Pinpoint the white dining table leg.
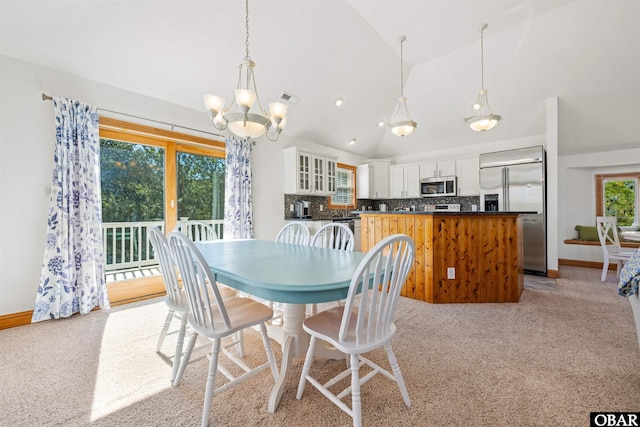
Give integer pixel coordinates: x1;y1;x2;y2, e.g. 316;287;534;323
267;303;345;413
268;303;305;413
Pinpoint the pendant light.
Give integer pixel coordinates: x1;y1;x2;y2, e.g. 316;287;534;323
203;0;287;141
389;36;417;137
465;23;502;132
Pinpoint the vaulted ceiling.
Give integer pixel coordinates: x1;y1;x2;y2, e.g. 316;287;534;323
1;1;638;159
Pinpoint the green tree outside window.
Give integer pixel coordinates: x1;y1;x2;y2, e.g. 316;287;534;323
604;179;636;226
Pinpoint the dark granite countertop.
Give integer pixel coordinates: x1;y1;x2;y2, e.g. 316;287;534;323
356;210;537;215
284;215;361;221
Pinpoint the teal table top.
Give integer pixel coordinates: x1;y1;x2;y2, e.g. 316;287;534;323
195;239;368;304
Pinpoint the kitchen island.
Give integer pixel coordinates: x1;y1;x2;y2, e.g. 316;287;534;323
359;211;524;303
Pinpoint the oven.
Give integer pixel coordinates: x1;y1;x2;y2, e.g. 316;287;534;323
332;217;355;233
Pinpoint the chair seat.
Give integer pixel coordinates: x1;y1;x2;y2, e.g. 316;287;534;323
189;297;274;339
303;306;396;354
165;285;237;312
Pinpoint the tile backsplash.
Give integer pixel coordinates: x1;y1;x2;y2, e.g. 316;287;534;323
368;196;481;212
284;194;480;218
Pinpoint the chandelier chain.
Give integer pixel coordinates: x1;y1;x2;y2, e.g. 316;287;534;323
400;38;405;96
480;26;485;90
245;0;250;59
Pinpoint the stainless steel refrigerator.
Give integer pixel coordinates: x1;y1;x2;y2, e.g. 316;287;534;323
479;146;546;275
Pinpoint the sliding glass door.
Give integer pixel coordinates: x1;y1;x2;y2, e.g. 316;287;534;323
176;150;226;238
99;118;225;304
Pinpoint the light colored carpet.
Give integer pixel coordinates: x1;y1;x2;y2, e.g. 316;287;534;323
1;266;638;426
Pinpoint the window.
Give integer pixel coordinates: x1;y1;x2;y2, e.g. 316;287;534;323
329;163;356;209
596;173;639;228
99;117;225;304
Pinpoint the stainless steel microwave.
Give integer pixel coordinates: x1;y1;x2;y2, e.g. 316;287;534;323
420;176;457;197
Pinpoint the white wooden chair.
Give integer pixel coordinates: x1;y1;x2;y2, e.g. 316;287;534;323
149;227;237;382
309;223;355;315
272;221;311;319
596;216;635;281
311;222;355;251
149;226;189;382
173;220;218;242
168;231;279;427
296;234;415;427
275;221;310;245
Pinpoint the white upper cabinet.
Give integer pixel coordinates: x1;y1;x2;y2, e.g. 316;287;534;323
326;158;337;194
284;147;337;195
284;148;312;194
456;157;480;196
390;164;420;198
419;161;456;179
312;155;326;194
357;161;390;199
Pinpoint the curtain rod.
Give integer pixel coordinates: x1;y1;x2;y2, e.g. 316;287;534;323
41;93;224;139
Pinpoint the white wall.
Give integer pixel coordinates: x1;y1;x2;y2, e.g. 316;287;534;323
558;148;640;262
0;55;365;316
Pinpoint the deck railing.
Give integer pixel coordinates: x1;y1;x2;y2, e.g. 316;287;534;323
102;219;224;273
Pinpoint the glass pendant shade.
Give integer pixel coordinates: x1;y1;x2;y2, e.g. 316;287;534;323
389;96;417;137
234;88;256;109
203;94;226;114
465;89;502;132
388;36;416;138
269;102;288;120
466;23;502;132
226;112;269;138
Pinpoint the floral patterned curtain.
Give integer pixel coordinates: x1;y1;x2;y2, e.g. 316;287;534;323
32;97;109;322
223;135;254;239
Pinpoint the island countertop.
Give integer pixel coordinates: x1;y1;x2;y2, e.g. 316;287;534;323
356;210;535;215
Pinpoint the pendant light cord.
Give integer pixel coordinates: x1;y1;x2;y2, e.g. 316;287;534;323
480;25;485;90
399;36;405;97
245;0;250;59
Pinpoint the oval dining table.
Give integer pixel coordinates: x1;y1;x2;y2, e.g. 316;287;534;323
194;239;368;413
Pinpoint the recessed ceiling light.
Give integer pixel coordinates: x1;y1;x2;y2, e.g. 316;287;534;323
377;120;386;127
349;138;356;145
335;97;344;107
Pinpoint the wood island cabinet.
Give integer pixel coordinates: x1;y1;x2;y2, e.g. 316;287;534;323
360;212;524;303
